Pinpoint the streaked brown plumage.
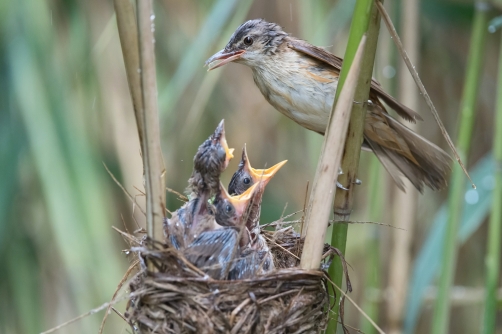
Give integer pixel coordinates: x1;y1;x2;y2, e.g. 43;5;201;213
206;19;452;192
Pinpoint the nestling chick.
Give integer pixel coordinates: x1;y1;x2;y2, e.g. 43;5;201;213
187;120;234;197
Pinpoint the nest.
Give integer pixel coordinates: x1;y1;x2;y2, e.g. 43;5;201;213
125;223;348;334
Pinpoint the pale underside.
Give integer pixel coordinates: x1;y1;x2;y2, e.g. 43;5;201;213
251;50;338;134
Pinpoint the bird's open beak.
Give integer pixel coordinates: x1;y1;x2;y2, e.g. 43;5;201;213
231;182;259;218
220;136;234;168
205;49;246;71
247;160;288;187
218;182;259;220
215;120;234;168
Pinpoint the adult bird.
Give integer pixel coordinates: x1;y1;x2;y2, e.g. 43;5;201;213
205;19;452;192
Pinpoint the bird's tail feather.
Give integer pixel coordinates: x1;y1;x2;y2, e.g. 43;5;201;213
365;114;452;193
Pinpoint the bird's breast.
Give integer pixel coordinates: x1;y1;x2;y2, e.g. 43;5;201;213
252;54;339;134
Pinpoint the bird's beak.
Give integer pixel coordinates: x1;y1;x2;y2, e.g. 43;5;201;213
215;120;234;168
218;182;259;220
205;49;246;71
246;160;288;187
220;134;234;168
231;182;259;218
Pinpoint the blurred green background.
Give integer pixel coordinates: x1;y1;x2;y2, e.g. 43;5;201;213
0;0;500;333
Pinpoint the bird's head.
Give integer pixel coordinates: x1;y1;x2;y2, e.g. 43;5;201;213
228;145;287;195
194;120;234;174
214;182;259;227
205;19;288;69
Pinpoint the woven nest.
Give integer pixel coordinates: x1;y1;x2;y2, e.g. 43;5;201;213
124;223;349;334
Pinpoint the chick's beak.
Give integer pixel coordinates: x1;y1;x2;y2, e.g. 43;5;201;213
248;160;288;186
219;132;234;168
230;182;259;218
205;49;246;71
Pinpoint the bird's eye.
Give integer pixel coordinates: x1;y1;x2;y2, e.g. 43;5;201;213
243;177;251;185
243;36;253;46
225;204;233;213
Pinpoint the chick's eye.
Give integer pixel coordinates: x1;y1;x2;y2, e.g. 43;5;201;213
243;177;251;185
225;204;232;213
243;36;253;46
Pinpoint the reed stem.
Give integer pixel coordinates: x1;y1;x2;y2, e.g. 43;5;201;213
301;37;366;270
327;0;382;332
432;4;490;333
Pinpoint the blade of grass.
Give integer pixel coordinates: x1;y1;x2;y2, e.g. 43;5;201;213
158;0;242;116
387;0;420;330
404;153;495;333
179;0;254;139
301;36;366;270
432;4;490;333
482;22;502;334
326;0;383;332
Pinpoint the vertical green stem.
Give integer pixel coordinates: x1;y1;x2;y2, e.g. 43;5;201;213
482;25;502;334
432;4;489;333
327;0;382;332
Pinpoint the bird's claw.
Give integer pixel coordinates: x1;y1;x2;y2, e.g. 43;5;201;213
336;178;362;191
336;182;349;191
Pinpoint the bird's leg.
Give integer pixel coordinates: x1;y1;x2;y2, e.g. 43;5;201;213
336;168;348;190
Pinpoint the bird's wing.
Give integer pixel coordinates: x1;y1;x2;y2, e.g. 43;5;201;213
286;39;423;123
184;228;239;279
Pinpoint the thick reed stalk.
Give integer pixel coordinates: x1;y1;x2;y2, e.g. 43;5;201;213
327;1;382;332
387;0;420;332
301;37;366;270
136;0;167;239
482;23;502;334
432;4;490;333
